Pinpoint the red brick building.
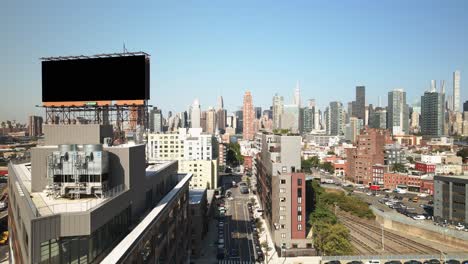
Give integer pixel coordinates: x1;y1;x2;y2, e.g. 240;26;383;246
371;164;387;185
383;172;434;194
243;155;253;171
415;162;436;174
346;128;390;185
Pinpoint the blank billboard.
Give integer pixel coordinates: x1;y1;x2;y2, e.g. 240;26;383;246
42;55;149;102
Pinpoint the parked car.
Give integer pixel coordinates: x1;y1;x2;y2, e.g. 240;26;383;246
325;261;341;264
366;260;380;264
418;193;429;197
347;261;364;264
444;260;461;264
455;224;465;231
385;261;402;264
423;259;440;264
404;261;422;264
413;215;426;220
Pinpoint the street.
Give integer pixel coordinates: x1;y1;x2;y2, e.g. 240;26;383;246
220;174;255;262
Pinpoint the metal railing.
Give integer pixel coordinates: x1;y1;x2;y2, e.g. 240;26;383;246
36;184;126;215
322;253;468;261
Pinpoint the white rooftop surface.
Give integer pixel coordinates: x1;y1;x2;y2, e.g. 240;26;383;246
32;192;107;216
12;163;111;216
146;160;176;177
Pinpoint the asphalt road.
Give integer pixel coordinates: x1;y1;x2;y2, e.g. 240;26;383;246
221;175;255;262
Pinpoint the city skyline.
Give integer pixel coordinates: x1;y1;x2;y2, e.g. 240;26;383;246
2;1;468;121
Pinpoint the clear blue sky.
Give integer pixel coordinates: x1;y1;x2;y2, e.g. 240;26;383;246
2;0;468;122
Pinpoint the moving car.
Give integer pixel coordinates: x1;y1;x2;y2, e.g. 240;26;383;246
412;215;426;220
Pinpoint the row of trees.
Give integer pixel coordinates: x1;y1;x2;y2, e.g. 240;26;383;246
301;156;335;174
308;181;353;255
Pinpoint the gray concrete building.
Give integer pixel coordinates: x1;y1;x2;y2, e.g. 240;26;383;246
355;86;366;121
434;175;468;225
149;107;163;133
301;107;314;134
8;124;192;264
388;89;409;135
328;101;344;136
369;107;387;130
421;90;445;138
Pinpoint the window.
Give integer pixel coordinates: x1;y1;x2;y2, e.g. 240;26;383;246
280;188;285;193
281;233;286;238
280;206;286;211
297;224;302;231
297;188;302;197
280;179;286;184
297;206;302;212
282;166;287;173
292;243;298;248
297;178;302;186
297;215;302;222
280;197;286;202
297;197;302;204
280;215;286;220
280;224;285;229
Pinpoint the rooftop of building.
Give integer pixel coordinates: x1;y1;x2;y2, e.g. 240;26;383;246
189;189;206;204
11;159;176;217
434;174;468;181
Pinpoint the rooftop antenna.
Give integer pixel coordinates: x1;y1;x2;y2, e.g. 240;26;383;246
123;42;128;53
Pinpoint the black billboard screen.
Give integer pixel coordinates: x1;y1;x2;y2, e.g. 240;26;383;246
42;55;149;102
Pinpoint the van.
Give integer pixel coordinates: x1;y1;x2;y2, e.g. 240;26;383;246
366;260;381;264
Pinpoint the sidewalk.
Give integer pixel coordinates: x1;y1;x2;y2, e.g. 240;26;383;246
250;194;281;264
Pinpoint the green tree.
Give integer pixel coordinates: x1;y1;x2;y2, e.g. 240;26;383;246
456;148;468;160
406;156;415;164
327;151;336;155
226;143;244;167
321;224;354;255
301;158;313;173
320;162;335;173
391;163;407;173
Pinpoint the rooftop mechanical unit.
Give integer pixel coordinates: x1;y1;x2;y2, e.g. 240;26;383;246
47;144;109;199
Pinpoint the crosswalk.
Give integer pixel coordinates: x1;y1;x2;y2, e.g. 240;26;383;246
218;260;255;264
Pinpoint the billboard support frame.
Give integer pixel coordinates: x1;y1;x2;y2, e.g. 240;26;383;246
39;103;150;143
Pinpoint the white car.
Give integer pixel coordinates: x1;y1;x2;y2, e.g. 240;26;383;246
228;197;234;201
455;224;465;231
412;215;426;220
384;189;392;193
417;193;429;197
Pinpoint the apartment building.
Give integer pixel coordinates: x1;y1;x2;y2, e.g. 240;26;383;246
346;128;391;185
255;132;314;257
434;175;468;225
147;128;219;189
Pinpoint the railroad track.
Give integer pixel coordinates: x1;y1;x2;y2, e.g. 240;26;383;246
338;212;439;254
340;216;399;254
350;235;379;255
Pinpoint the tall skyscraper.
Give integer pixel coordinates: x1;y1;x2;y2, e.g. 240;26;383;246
255;107;262;119
329;101;344;136
431;80;437;92
369;107;387;129
280;104;300;133
149;107;163;132
294;81;301;107
464;101;468;112
191;99;201;129
421;90;445;137
308;99;316;108
301;107;315;134
28;115;43;137
205;107;217;134
217;96;224;110
243;91;255;140
453;70;461;112
440;80;446;94
387;89;409;135
272;94;284;129
355;86;366;120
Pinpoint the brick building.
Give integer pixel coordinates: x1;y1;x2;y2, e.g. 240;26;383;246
346;128;390;185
